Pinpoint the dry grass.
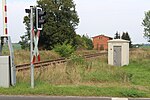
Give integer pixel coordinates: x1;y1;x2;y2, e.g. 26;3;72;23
16;48;150;89
130;48;150;60
17;63;82;85
16;48;150;86
14;50;60;65
16;53;129;85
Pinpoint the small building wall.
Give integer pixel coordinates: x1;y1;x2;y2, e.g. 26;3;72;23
108;39;129;66
92;35;112;51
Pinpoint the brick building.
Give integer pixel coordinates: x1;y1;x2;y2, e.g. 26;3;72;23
92;35;112;50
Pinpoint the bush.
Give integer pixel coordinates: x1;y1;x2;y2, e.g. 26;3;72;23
53;43;75;57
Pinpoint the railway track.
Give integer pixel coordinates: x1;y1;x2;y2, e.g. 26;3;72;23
83;51;107;58
16;52;107;71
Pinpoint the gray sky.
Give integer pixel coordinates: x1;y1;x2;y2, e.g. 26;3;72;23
0;0;150;43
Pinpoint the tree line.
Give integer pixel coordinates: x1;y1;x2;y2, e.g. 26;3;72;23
114;31;132;48
19;0;150;51
19;0;93;50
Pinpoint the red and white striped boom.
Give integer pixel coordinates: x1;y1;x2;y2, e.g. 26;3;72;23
2;0;8;35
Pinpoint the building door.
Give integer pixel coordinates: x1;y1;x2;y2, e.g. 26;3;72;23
113;46;121;66
100;44;104;51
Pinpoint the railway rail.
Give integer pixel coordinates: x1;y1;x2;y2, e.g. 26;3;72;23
16;52;107;71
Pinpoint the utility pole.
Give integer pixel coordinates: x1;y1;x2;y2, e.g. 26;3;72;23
25;6;46;88
30;6;34;88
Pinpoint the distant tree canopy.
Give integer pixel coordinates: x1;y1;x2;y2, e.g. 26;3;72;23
73;34;93;50
19;16;30;50
121;32;132;48
114;31;132;48
142;11;150;42
114;31;120;39
19;0;82;50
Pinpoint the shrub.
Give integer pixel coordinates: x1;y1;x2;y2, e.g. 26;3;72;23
53;43;75;57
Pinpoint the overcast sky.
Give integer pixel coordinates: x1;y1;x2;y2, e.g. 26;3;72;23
0;0;150;44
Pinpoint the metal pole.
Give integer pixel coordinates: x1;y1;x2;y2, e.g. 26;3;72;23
7;36;16;86
30;6;34;88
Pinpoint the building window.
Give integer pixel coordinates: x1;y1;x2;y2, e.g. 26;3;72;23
99;37;102;40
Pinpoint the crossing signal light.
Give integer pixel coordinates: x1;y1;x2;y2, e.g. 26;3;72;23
36;7;46;30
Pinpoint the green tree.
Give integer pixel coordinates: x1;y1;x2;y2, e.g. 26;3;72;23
73;34;94;50
82;35;93;50
121;32;126;40
142;11;150;42
19;0;79;50
73;34;86;50
114;31;120;39
121;32;132;48
19;16;30;49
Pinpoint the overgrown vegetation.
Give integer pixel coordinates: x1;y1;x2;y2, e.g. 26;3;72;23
53;43;75;57
1;46;60;65
0;48;150;97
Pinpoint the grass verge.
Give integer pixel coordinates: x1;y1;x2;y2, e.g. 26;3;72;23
0;82;147;97
0;48;150;97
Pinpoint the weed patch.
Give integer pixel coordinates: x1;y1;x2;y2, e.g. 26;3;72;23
120;88;146;97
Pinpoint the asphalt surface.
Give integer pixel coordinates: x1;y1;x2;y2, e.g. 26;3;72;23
0;96;150;100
